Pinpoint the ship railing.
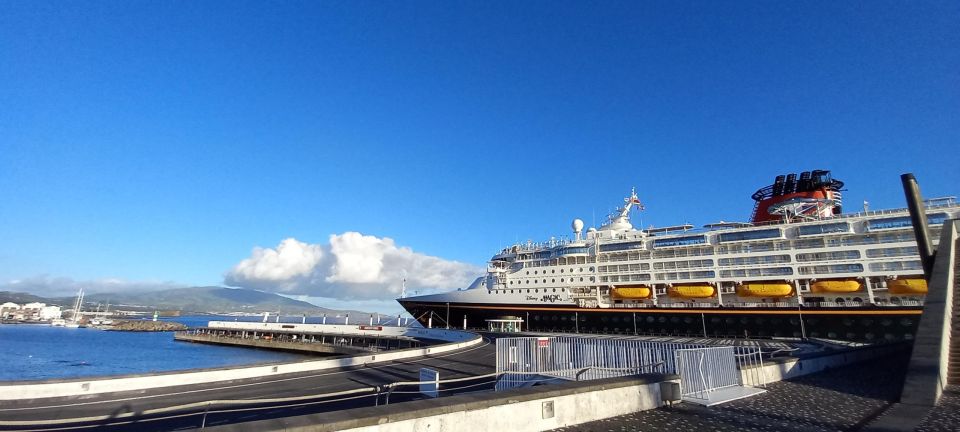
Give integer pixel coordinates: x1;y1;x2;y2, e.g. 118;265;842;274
642;197;959;238
801;299;924;308
605;299;923;309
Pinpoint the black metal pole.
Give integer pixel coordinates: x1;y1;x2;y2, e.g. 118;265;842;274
901;173;936;279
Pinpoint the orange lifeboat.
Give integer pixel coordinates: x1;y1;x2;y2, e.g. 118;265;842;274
668;284;715;298
737;282;794;298
611;286;652;299
811;280;861;293
887;278;928;295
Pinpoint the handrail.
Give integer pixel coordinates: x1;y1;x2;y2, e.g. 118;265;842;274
573;362;665;381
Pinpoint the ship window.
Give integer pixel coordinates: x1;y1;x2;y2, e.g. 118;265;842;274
526;280;530;284
652;235;706;248
590;277;595;281
560;269;564;273
796;250;860;262
553;288;557;292
598;241;644;252
526;271;529;275
534;270;538;274
551;269;555;273
580;277;584;282
928;213;949;225
718;228;781;243
868;261;922;272
589;267;595;272
868;216;911;230
866;246;918;258
798;222;850;236
535;289;538;293
552;279;556;283
560;279;564;282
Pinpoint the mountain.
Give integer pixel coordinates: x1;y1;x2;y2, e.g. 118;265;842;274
76;287;371;315
0;286;369;316
0;291;59;305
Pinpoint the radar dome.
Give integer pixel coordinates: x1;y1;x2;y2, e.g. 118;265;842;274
571;218;584;233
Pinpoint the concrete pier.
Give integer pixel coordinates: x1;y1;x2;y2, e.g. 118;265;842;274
175;327;423;356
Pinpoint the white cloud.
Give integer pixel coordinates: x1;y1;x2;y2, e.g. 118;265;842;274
224;232;482;300
1;276;185;298
226;238;324;291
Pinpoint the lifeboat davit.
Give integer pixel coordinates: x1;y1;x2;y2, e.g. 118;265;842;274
668;284;715;298
611;286;652;299
811;280;861;293
888;278;928;295
737;282;793;298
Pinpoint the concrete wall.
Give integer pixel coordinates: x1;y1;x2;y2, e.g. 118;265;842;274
204;375;678;432
740;342;909;385
352;382;663;432
899;219;958;406
0;327;482;400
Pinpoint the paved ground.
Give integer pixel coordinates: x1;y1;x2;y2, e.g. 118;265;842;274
555;351;911;432
0;336;497;431
915;386;960;432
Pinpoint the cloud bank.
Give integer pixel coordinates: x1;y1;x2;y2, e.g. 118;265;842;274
1;276;186;298
224;232;483;300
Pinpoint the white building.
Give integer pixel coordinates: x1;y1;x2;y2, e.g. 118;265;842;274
39;305;62;320
0;302;21;319
0;302;62;321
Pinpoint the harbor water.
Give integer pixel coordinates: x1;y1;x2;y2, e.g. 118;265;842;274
0;315;399;382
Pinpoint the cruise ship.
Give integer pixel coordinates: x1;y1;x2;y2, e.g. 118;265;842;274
398;170;958;341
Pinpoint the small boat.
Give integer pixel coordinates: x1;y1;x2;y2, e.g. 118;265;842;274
737;282;794;298
811;280;861;293
668;284;715;298
888;278;928;295
611;286;652;299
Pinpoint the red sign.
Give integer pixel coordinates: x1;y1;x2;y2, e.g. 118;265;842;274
359;325;383;331
537;337;549;347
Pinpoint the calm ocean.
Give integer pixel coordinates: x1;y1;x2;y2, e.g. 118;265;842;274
0;314;401;382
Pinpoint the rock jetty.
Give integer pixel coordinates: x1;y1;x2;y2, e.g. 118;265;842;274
105;320;187;332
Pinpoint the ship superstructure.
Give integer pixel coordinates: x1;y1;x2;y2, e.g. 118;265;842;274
399;171;958;341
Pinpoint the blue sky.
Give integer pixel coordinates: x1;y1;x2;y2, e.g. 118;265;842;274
1;1;957;313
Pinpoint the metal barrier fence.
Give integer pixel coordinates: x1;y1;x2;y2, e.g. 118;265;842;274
675;347;738;401
495;336;697;390
495;336;766;393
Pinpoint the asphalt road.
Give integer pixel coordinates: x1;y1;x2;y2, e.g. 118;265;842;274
0;335;497;431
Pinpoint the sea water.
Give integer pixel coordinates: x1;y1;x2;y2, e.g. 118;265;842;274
0;314;397;382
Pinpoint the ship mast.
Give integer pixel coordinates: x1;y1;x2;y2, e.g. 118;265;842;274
599;188;644;232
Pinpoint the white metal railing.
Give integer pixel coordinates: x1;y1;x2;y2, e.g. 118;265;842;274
675;347;739;400
494;336;765;393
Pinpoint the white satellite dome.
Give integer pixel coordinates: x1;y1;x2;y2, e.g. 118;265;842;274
571;218;584;232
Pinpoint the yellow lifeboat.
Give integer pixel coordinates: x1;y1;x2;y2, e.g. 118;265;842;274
668;284;715;298
887;278;928;295
811;280;861;293
737;282;793;298
611;286;652;299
